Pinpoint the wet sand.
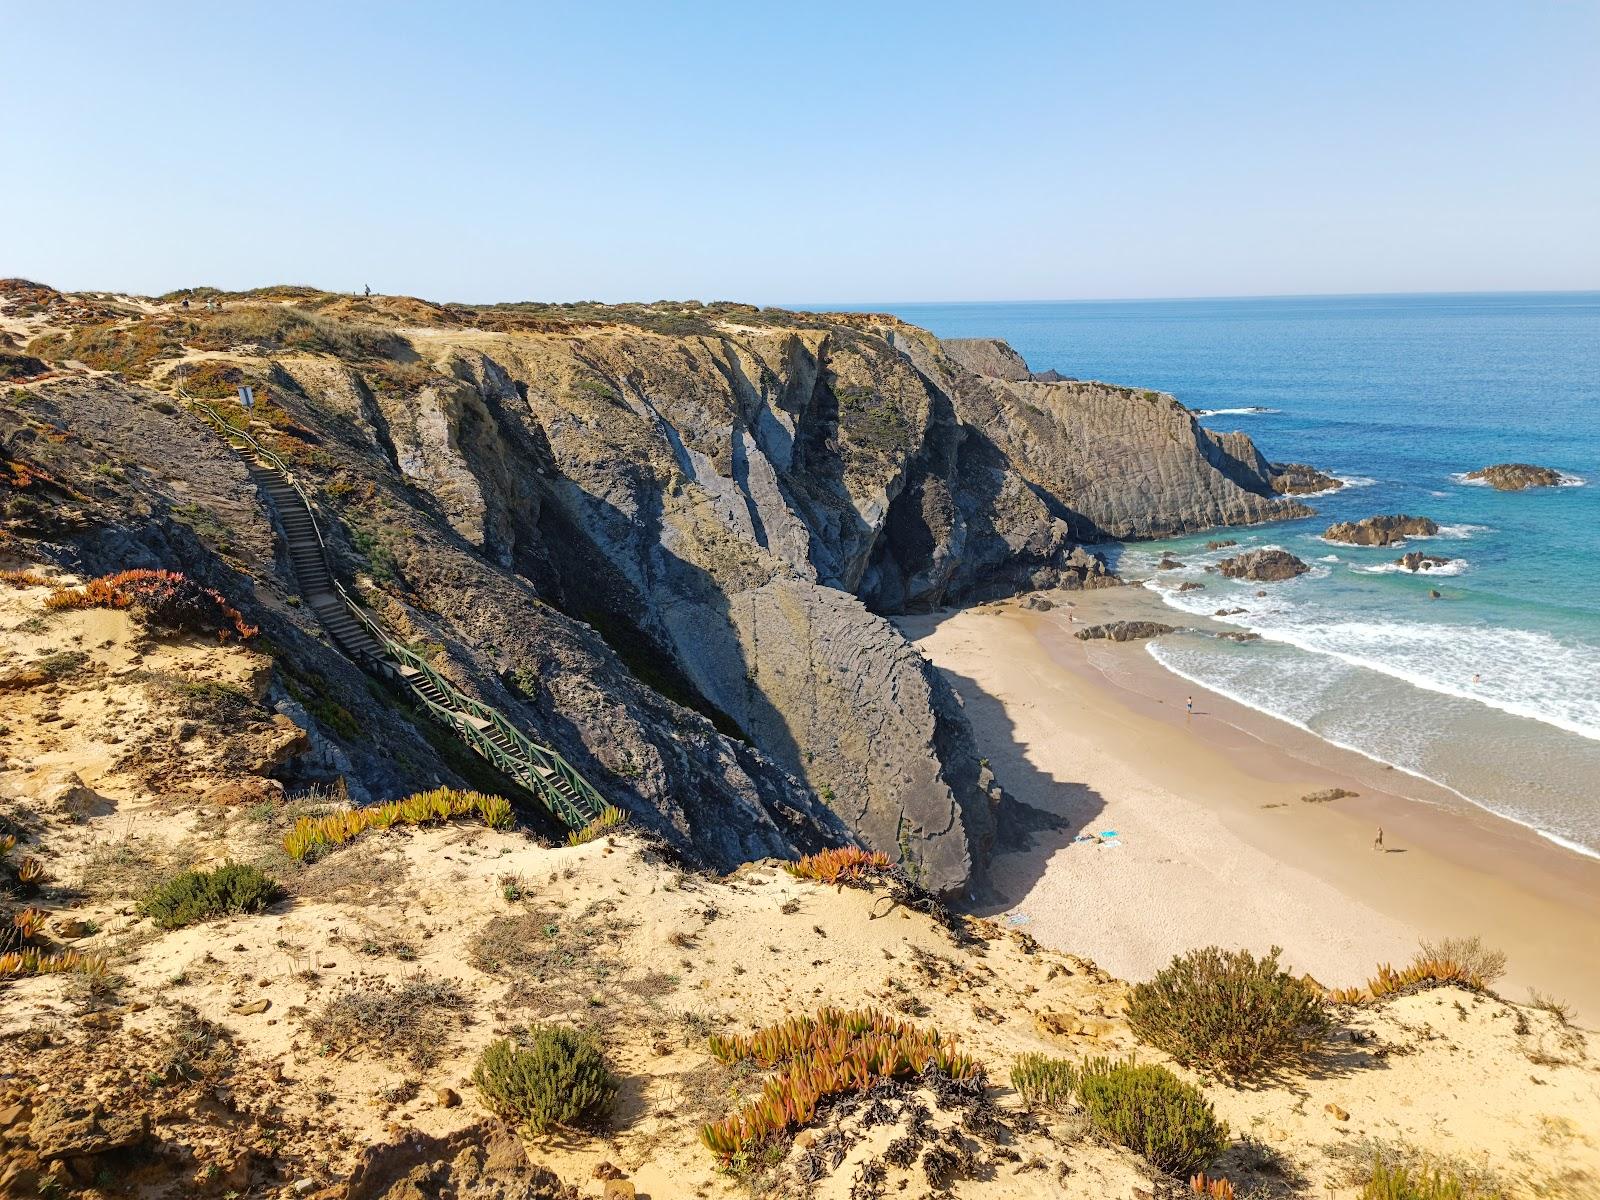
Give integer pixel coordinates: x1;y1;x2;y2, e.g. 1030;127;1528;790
900;589;1600;1017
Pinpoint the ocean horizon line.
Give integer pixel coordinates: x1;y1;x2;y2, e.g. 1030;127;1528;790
790;288;1600;311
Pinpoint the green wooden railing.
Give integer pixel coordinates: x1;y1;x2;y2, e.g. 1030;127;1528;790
188;395;603;830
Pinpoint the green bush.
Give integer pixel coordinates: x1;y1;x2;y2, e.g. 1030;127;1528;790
1361;1161;1507;1199
1127;945;1330;1079
141;861;282;930
1010;1052;1075;1110
472;1024;615;1134
1072;1057;1228;1176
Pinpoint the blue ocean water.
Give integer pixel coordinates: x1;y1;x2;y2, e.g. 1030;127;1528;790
838;294;1600;857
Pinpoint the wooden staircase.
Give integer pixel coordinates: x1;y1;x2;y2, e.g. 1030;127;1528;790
189;399;604;831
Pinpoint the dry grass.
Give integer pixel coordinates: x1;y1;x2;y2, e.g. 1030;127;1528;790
468;900;651;1017
303;972;469;1069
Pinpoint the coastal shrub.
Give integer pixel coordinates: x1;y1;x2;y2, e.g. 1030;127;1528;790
700;1007;979;1162
473;1024;615;1133
1010;1052;1075;1110
141;861;281;929
567;803;628;846
1367;958;1484;1000
28;318;187;377
45;569;258;641
0;569;51;588
174;358;247;399
1127;946;1330;1079
0;947;109;983
282;786;514;861
1360;1161;1506;1199
188;305;409;360
1072;1057;1228;1176
1414;936;1506;986
785;846;892;886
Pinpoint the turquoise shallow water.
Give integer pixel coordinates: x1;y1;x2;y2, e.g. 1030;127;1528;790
827;293;1600;857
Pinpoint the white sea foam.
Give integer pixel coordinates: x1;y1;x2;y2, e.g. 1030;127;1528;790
1336;475;1377;488
1144;578;1600;743
1250;620;1600;742
1317;554;1340;563
1194;406;1281;416
1145;641;1600;862
1430;523;1490;539
1352;559;1468;576
1559;472;1587;487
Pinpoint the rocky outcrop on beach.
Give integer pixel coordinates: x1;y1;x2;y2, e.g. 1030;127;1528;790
1074;620;1178;642
1396;551;1454;572
1324;514;1439;546
1218;548;1309;581
1205;538;1238;550
1465;463;1566;491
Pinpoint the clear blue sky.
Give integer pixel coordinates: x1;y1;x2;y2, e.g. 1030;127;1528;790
3;2;1596;303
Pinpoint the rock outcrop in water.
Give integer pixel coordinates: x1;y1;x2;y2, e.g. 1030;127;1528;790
1268;462;1342;495
5;287;1329;893
1074;620;1178;642
1218;548;1309;581
1324;514;1439;546
1465;463;1566;491
1396;551;1454;572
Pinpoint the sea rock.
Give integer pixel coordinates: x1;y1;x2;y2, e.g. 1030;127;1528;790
1323;514;1438;546
1302;788;1358;803
1428;588;1442;599
1021;594;1056;611
1464;462;1565;491
1074;621;1177;643
1270;462;1342;495
1204;539;1238;551
1395;551;1453;572
1156;557;1185;570
1177;581;1205;592
1214;607;1246;616
1218;549;1309;582
1217;631;1261;642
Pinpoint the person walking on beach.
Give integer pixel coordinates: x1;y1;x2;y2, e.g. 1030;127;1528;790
1373;826;1385;852
1185;695;1193;719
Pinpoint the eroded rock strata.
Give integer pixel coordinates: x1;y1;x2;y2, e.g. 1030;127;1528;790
4;284;1328;892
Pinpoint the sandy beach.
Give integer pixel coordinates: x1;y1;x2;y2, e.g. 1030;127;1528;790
901;587;1600;1017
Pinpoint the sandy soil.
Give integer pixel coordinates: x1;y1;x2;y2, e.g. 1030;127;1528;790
903;589;1600;1016
5;568;1600;1198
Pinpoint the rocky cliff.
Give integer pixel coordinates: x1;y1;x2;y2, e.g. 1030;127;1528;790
3;283;1325;893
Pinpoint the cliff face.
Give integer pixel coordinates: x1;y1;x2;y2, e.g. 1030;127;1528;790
4;285;1321;893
